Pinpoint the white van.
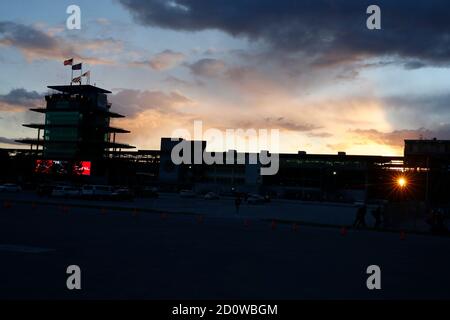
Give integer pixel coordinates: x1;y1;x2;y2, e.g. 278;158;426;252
81;185;113;199
51;186;80;198
0;183;22;193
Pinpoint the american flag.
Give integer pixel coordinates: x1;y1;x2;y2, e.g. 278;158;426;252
72;63;82;70
64;58;73;66
72;76;82;84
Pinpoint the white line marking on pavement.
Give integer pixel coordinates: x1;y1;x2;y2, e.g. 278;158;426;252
0;244;55;253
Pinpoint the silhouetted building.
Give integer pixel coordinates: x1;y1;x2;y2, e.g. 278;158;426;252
18;85;134;160
159;138;207;186
405;139;450;168
4;102;449;205
404;139;450;204
155;138;402;201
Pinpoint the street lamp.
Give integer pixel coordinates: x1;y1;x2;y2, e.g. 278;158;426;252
397;176;407;188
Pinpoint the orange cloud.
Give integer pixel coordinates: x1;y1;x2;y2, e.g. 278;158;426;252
0;21;119;65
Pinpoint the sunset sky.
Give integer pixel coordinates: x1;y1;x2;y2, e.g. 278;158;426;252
1;0;450;155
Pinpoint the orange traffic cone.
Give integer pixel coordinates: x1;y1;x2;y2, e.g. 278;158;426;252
340;227;348;236
271;220;277;230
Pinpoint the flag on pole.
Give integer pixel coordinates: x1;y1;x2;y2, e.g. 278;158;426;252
64;58;73;66
82;71;90;77
72;63;82;70
72;76;82;84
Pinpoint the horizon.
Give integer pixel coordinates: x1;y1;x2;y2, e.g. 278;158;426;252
1;1;450;156
3;0;450;304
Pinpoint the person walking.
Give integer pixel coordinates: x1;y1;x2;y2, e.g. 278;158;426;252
234;196;242;215
353;204;367;229
372;206;382;230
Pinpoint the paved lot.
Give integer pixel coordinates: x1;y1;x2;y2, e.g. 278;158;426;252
1;202;450;299
1;191;432;232
2;191;371;226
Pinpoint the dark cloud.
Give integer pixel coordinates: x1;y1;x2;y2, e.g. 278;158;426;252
119;0;450;68
0;21;118;64
228;117;320;133
352;125;450;148
164;75;203;87
0;88;43;111
187;58;226;77
403;60;427;70
110;89;193;117
263;117;320;132
132;49;185;70
0;136;25;146
382;93;450;128
385;93;450;114
0;21;57;50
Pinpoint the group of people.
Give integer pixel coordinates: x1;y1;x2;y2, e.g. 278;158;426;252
234;195;449;234
353;204;384;229
354;203;449;234
427;208;448;235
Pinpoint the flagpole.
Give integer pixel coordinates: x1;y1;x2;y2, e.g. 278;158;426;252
65;58;75;84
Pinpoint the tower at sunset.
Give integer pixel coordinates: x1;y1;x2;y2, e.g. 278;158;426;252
18;84;134;163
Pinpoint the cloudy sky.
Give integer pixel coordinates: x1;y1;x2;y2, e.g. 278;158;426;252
1;0;450;155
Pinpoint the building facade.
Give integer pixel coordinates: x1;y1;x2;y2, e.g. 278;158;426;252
404;139;450;204
17;84;134;178
3;81;449;205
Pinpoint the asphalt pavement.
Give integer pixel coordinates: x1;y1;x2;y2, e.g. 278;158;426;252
1;201;450;299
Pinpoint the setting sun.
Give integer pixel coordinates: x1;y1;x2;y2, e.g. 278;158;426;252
397;177;407;188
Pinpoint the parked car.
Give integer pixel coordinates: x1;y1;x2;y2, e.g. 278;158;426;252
81;185;113;199
141;186;159;198
263;194;271;203
204;192;219;200
36;184;55;197
219;191;235;198
22;182;37;191
111;188;135;201
180;190;196;198
247;194;266;205
0;183;22;193
51;186;80;198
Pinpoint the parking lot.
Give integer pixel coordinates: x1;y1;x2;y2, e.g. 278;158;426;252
1;200;450;299
1;189;367;226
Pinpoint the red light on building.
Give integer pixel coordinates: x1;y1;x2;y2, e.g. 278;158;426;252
35;160;91;176
34;160;54;174
74;161;91;176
